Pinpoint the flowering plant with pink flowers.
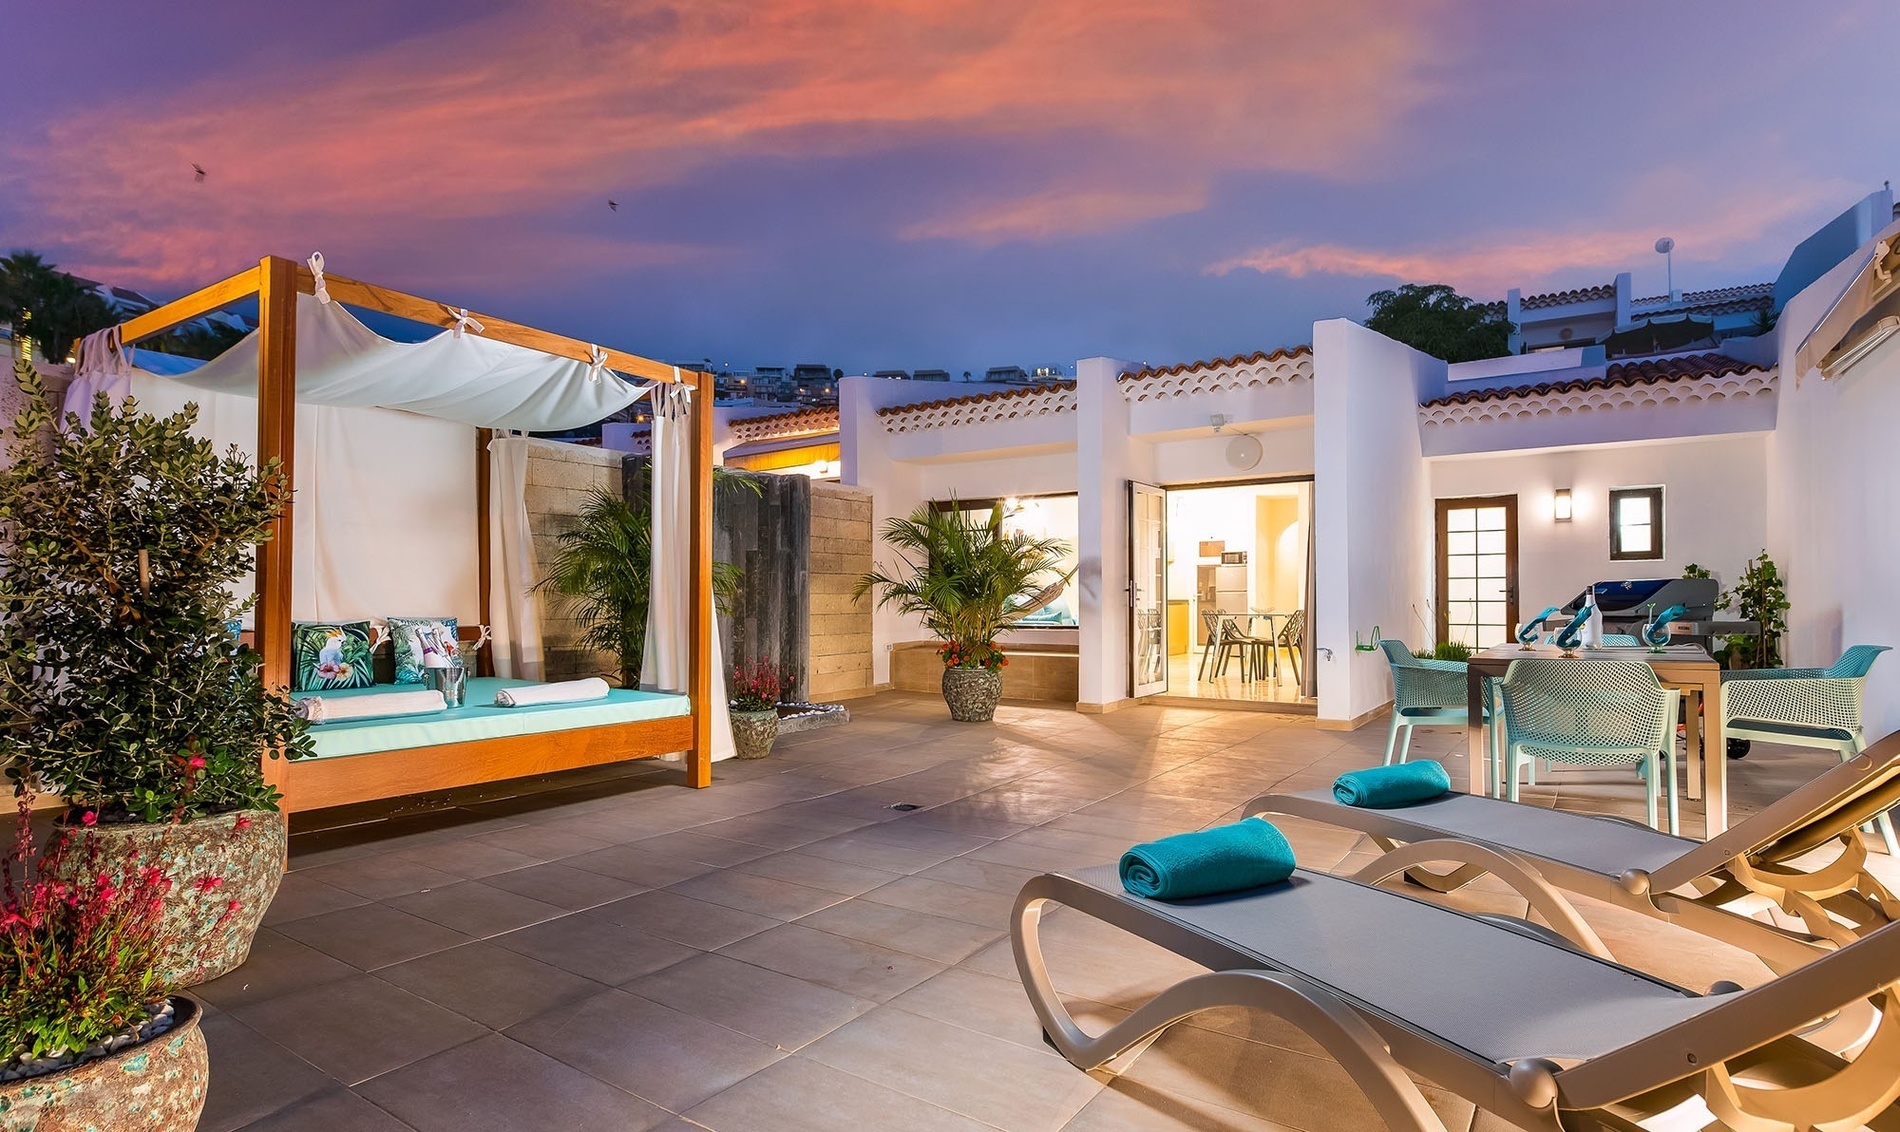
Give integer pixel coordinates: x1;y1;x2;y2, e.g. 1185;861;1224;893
1;797;174;1065
0;362;313;824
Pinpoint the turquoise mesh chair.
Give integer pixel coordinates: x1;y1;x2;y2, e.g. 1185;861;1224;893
1601;634;1641;646
1499;658;1680;834
1724;645;1894;854
1378;640;1498;788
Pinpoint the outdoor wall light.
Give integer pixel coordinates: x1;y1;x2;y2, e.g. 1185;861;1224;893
1553;488;1573;522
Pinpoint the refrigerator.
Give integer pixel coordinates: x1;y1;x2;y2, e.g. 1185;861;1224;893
1197;564;1249;614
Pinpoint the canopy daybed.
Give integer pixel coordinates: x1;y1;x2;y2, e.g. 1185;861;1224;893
81;255;719;811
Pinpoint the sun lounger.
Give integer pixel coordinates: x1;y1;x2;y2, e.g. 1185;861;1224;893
1248;733;1900;976
1014;861;1900;1131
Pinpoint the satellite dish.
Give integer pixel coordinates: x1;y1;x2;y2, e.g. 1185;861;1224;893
1224;434;1262;471
1654;237;1675;255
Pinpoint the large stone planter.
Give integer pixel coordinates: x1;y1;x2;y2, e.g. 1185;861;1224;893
0;996;208;1132
58;810;286;989
730;709;779;759
941;666;1003;722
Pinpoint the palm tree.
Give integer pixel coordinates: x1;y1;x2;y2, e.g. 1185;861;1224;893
0;251;114;363
537;475;753;687
854;501;1073;669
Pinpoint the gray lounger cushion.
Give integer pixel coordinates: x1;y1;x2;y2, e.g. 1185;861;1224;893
1063;863;1721;1065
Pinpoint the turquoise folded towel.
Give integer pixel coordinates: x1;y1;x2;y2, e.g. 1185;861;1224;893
1119;819;1295;900
1333;761;1452;808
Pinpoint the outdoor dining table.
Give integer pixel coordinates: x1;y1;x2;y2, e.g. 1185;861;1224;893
1464;642;1729;836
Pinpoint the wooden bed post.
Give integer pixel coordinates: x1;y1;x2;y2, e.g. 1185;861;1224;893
255;256;298;792
688;369;715;787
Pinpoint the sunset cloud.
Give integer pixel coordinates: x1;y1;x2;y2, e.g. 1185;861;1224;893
1206;177;1856;295
7;0;1451;289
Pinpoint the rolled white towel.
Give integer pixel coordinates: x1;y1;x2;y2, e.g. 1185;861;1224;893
298;689;447;724
494;678;612;708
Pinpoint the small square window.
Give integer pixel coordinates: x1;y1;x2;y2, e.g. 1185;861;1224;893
1609;487;1664;561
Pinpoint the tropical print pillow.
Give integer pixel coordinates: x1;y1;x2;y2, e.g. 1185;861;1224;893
388;617;460;685
292;621;377;691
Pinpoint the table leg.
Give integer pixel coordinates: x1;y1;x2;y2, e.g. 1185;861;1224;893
1682;688;1703;801
1465;666;1488;796
1704;676;1727;836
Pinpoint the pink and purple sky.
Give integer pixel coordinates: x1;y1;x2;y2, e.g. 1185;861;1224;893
4;1;1895;373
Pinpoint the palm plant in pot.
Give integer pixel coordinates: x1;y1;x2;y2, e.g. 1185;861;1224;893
1;802;210;1129
0;361;312;989
855;501;1072;723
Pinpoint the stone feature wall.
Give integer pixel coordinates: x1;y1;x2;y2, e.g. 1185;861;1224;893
809;482;876;700
718;470;812;702
524;440;622;681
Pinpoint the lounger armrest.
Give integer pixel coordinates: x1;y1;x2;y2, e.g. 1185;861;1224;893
1554;919;1900;1111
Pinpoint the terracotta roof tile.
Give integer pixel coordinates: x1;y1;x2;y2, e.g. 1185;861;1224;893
728;405;838;439
1117;346;1312;383
1631;282;1774;317
875;380;1075;417
1518;283;1616;311
1419;352;1769;408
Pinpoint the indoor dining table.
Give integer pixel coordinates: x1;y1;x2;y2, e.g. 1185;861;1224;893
1464;642;1728;835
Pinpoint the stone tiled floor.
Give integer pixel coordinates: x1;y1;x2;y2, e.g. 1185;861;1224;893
195;693;1874;1132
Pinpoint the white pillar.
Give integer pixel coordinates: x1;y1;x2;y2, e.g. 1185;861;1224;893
1076;355;1151;711
839;377;922;686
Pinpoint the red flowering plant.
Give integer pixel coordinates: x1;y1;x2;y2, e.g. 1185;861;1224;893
1;795;176;1072
937;640;1008;671
728;658;782;713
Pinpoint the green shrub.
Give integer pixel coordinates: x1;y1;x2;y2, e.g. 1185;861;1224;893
0;361;311;822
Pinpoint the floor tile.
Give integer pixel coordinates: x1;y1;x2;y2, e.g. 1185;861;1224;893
664;868;846;919
803;1004;1104;1131
359;1034;670;1132
477;861;645;910
387;880;568;938
628;829;776;867
1060;1077;1301;1131
860;874;1016;928
300;854;463;901
233;974;487;1086
794;898;1004;964
233;1086;417;1132
729;849;905;895
625;952;874;1050
193;928;359;1010
681;1055;996;1132
377;941;605;1028
197;1013;335;1132
261;871;372;927
717;921;948;1001
490;913;701;985
507;987;785;1111
590;888;781;950
275;902;471;971
565;842;721;886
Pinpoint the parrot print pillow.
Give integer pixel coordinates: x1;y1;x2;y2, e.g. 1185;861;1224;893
292;621;377;691
388;617;460;685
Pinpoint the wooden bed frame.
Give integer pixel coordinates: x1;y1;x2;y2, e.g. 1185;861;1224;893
113;255;716;810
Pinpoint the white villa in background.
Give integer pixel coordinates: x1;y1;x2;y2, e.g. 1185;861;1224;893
599;187;1900;738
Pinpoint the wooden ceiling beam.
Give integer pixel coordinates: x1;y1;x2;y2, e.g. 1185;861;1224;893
115;265;262;346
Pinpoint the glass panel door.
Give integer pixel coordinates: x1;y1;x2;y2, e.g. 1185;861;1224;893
1435;496;1518;649
1129;481;1167;697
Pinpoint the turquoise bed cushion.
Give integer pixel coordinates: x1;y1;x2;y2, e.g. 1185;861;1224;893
290;677;690;760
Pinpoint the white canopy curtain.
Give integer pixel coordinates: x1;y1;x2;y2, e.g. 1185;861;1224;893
66;267;721;748
645;383;736;762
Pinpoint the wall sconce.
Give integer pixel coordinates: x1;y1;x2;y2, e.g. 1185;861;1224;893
1552;488;1573;522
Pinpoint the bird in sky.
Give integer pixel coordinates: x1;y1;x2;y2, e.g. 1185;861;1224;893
192;164;206;182
607;199;618;211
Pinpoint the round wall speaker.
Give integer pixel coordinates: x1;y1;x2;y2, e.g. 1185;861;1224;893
1224;434;1262;471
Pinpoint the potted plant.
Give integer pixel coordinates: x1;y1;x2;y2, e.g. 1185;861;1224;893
0;362;312;988
727;659;781;760
1725;551;1789;671
1;804;209;1129
855;501;1072;723
538;478;752;687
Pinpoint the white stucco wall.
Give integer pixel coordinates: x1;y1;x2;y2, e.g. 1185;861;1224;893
1312;320;1440;725
1770;221;1900;741
1428;434;1769;632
